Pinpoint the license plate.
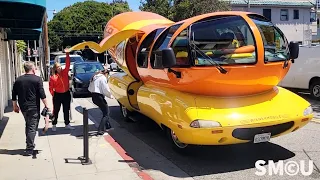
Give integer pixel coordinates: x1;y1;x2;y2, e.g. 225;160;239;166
254;133;271;143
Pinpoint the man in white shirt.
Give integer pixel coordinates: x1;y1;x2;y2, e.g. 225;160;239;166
88;69;113;135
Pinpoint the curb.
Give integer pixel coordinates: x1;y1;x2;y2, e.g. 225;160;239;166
104;135;154;180
74;102;153;180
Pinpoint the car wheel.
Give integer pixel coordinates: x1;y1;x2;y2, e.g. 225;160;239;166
119;103;132;122
71;87;78;98
72;91;78;98
310;80;320;100
165;127;190;154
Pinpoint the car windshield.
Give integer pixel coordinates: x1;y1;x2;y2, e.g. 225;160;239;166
249;15;290;62
59;56;84;64
74;63;104;74
189;15;257;66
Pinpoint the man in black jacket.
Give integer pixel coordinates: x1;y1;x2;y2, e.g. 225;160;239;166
12;61;49;156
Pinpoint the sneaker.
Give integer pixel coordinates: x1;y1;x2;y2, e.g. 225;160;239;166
24;149;33;156
65;124;75;130
52;125;57;132
105;121;112;129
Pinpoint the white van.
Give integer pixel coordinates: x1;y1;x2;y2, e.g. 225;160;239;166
279;46;320;100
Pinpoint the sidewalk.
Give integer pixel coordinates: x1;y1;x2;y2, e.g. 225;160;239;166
0;79;146;180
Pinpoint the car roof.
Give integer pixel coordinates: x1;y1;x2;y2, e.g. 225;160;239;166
74;61;102;65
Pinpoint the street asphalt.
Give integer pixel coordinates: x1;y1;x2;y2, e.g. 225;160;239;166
73;79;320;180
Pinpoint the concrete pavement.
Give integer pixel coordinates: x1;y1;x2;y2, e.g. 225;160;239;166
0;79;147;180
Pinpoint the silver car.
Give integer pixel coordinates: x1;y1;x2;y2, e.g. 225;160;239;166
109;58;122;72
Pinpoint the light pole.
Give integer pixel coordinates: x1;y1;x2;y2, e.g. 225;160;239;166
247;0;250;11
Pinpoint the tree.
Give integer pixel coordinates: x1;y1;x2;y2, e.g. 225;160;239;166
48;1;131;51
139;0;231;21
139;0;174;20
110;0;131;16
16;40;27;54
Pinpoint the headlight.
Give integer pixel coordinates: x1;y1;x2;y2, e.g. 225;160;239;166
190;120;221;128
303;106;313;116
74;77;83;83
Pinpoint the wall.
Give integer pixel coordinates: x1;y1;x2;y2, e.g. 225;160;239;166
0;29;20;120
232;6;312;44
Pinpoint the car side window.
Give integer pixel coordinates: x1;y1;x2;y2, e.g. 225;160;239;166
137;28;165;68
171;28;190;66
150;23;182;69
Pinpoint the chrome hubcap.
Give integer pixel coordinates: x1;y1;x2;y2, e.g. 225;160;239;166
170;130;187;149
313;85;320;97
121;106;127;117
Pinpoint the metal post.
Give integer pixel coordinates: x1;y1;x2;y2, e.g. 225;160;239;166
34;40;38;68
247;0;250;11
27;41;30;61
64;107;91;165
80;107;92;165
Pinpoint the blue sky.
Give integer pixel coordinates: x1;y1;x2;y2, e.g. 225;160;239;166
46;0;140;21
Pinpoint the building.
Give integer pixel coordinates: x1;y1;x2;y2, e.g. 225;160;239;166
311;0;320;41
225;0;318;45
0;0;47;119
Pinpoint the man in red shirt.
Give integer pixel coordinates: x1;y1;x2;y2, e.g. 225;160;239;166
49;52;74;131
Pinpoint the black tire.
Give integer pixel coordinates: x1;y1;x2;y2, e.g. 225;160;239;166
119;103;133;122
72;91;78;98
310;80;320;100
165;126;190;155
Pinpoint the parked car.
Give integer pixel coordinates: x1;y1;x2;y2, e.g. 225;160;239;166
54;54;84;71
108;57;122;72
278;46;320;100
70;61;105;97
48;54;84;80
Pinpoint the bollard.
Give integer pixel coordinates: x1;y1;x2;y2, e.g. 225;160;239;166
78;107;92;165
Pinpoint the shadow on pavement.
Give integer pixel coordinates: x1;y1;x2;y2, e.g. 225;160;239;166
0;117;9;140
84;105;296;178
37;124;98;138
0;149;42;157
1;101;13;139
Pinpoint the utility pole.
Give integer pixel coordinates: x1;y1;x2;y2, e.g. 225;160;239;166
27;41;30;61
43;12;49;81
34;40;38;68
317;0;319;24
248;0;250;11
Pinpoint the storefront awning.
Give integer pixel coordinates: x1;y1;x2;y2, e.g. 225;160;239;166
0;0;46;29
6;28;42;40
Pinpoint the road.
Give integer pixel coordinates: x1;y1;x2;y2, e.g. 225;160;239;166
73;86;320;180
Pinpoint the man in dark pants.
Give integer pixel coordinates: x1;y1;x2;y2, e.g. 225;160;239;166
12;61;49;156
88;69;113;135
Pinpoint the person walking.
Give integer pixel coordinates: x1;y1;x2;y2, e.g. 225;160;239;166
49;51;74;131
88;69;113;135
12;61;49;156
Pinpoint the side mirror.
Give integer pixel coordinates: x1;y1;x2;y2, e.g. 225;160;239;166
289;41;299;60
162;48;176;68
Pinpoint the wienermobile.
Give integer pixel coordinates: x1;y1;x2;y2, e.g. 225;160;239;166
68;11;314;153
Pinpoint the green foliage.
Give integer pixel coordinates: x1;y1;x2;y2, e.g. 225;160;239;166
140;0;231;21
139;0;174;20
48;0;131;50
111;0;131;16
16;40;27;54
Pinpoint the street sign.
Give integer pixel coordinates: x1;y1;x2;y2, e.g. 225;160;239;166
32;49;38;57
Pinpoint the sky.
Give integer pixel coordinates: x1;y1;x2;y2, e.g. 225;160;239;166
46;0;140;21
